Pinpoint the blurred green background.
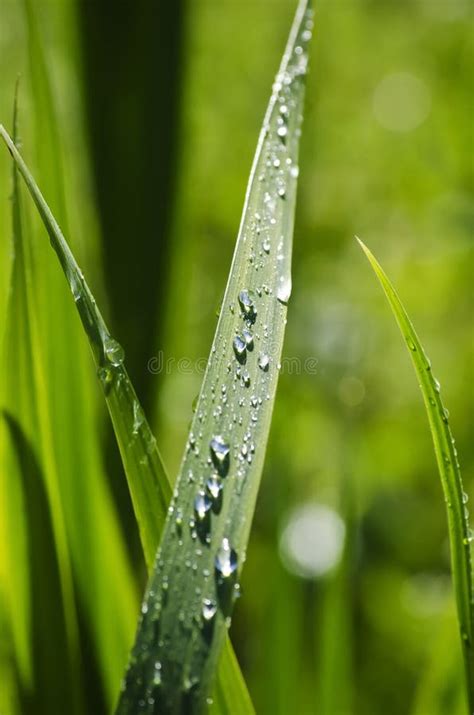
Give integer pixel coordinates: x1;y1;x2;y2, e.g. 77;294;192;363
1;1;472;714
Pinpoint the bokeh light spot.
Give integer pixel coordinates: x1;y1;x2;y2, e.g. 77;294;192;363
373;72;431;133
279;503;345;579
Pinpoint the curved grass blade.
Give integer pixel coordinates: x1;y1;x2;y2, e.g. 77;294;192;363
0;88;83;713
357;237;474;712
11;1;141;705
0;125;254;714
116;2;313;711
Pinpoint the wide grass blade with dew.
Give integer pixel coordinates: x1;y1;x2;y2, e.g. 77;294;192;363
115;1;313;711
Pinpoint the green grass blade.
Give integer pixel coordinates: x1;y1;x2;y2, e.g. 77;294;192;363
0;89;83;713
357;237;474;711
12;1;141;706
116;1;312;711
0;123;254;715
0;122;169;570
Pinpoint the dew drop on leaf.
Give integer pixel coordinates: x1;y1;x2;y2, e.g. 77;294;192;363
215;538;238;579
194;491;212;521
258;353;270;371
104;336;125;366
202;598;217;622
233;335;247;363
210;435;230;476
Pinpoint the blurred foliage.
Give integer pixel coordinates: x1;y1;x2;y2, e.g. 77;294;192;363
0;0;472;714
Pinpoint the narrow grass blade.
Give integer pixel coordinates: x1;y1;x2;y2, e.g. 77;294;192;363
0;123;169;569
12;1;141;706
116;2;313;711
0;123;254;714
357;237;474;711
0;89;83;713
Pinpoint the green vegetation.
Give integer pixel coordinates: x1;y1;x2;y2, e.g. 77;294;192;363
1;0;472;713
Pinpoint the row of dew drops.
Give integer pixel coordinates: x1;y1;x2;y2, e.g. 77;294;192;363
163;13;316;643
406;336;473;553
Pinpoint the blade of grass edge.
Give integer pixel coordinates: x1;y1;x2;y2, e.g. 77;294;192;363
0;126;254;715
116;1;312;711
357;237;474;712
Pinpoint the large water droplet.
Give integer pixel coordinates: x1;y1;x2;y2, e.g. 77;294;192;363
215;538;238;579
210;436;230;476
206;474;223;501
258;353;270;372
242;328;254;350
104;337;124;366
238;290;257;322
233;335;247;363
194;491;212;521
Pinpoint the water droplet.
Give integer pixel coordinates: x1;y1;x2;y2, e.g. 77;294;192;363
277;276;292;304
132;402;144;435
206;474;223;500
210;436;230;476
277;125;288;140
194;491;212;521
262;238;271;253
258;353;270;371
290;164;299;178
215;538;238;579
242;328;254;350
175;509;183;535
152;661;162;686
97;366;113;392
202;598;217;622
462;492;469;505
233;335;247;363
104;337;124;366
407;338;417;351
238;289;257;322
242;371;251;388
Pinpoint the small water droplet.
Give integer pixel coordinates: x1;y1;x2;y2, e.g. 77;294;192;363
215;538;238;579
97;366;113;392
277;125;288;140
194;491;212;521
407;338;417;351
152;661;162;686
202;598;217;622
262;238;271;254
242;371;251;388
132;402;144;435
258;353;270;371
104;337;124;366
